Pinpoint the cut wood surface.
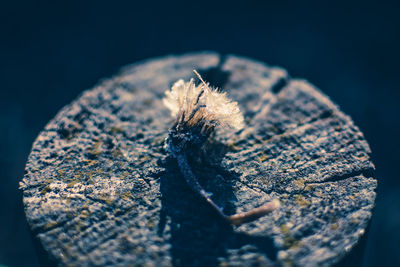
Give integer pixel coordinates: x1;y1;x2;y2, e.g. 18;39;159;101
20;52;377;266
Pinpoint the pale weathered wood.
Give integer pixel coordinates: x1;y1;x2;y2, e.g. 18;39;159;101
21;52;376;266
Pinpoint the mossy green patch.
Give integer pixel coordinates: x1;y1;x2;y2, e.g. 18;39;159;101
292;179;305;189
57;169;65;178
121;191;133;200
284;236;301;249
304;184;317;192
74;172;83;179
110;126;124;134
257;153;269;163
280;224;290;235
41;185;51;195
294;194;311;207
120;171;129;179
43;221;58;230
67;180;79;188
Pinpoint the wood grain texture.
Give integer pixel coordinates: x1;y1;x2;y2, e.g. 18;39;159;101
20;52;376;266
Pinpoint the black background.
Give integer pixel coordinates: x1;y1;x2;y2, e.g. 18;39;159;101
1;0;399;266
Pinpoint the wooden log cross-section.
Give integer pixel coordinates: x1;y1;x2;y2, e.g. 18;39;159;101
20;52;377;266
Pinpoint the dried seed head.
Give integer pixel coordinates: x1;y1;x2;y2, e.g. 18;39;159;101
163;72;244;134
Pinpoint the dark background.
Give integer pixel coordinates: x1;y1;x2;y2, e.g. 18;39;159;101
1;0;399;266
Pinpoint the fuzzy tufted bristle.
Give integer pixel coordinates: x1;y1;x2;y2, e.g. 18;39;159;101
163;75;244;132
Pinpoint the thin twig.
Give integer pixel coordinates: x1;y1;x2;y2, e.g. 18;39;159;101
174;150;279;226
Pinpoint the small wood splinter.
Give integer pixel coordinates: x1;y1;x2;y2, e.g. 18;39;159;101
163;70;280;226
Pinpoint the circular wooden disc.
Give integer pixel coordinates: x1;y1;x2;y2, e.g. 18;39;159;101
21;52;376;266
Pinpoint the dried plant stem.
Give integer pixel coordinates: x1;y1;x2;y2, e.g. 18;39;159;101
174;152;230;223
174;151;279;226
227;200;280;226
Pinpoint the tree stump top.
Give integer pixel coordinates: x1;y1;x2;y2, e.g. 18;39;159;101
21;52;376;266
